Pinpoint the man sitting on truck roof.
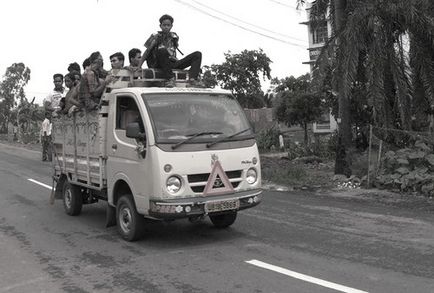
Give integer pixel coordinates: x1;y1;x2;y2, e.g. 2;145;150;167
138;14;204;88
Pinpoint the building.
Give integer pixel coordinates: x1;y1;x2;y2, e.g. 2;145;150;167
301;2;337;134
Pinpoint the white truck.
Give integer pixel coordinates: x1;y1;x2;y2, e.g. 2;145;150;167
51;69;262;241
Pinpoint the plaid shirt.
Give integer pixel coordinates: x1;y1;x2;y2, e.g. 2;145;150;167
79;68;100;102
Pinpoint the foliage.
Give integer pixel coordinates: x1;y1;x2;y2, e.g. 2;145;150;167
256;126;280;151
274;74;324;146
208;49;272;108
271;73;311;93
0;63;31;132
201;65;218;88
299;0;434;134
375;140;434;197
296;0;434;176
285;134;336;160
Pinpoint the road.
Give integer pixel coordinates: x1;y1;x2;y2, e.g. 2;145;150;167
0;143;433;293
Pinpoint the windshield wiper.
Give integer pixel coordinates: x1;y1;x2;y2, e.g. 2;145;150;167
171;131;223;150
206;128;252;148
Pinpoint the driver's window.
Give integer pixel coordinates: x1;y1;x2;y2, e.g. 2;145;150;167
116;96;144;132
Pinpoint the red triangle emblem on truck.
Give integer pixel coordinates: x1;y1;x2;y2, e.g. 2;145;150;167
203;160;234;196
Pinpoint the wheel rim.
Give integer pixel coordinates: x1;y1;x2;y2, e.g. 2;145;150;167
64;188;72;208
119;206;132;233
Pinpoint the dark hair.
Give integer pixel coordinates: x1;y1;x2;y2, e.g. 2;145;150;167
65;71;80;82
67;62;81;73
110;52;125;62
159;14;174;24
82;58;91;70
89;51;101;64
64;72;73;81
53;73;63;80
128;48;141;62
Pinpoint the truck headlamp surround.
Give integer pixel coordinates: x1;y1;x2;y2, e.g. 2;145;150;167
166;176;182;194
246;168;257;184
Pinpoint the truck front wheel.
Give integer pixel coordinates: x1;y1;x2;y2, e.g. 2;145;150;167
116;195;145;241
63;181;83;216
209;212;237;228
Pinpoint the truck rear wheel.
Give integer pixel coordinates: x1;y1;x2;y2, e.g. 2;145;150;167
209;212;237;228
63;181;83;216
116;195;145;241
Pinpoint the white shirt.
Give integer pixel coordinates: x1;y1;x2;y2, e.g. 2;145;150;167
44;88;67;112
41;118;52;136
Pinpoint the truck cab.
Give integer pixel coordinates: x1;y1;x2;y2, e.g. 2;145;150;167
52;69;262;241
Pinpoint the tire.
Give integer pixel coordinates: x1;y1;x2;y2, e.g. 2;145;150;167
63;181;83;216
116;195;145;241
209;212;237;228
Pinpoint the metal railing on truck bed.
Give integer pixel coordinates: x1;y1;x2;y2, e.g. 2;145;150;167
52;111;105;190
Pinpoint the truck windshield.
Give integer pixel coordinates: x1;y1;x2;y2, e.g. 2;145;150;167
143;93;254;143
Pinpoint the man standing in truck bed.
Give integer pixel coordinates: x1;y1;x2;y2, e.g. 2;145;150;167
139;14;204;87
80;52;114;110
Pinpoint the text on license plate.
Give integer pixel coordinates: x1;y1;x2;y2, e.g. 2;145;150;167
205;199;240;213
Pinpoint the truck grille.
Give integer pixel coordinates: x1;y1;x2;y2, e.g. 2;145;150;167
187;170;242;193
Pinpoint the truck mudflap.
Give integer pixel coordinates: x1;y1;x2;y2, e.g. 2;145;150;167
148;189;262;219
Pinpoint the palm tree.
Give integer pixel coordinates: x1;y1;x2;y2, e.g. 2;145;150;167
298;0;434;174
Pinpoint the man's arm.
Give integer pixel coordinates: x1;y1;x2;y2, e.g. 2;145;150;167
87;71;111;98
138;34;158;68
138;48;153;69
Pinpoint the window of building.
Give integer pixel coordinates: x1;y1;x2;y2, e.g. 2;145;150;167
312;23;328;44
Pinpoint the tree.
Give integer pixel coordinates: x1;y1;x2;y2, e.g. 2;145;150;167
201;65;218;88
274;74;324;146
276;92;324;146
0;63;31;133
209;49;272;108
297;0;434;175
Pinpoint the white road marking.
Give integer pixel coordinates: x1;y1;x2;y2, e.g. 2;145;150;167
246;259;369;293
28;178;52;190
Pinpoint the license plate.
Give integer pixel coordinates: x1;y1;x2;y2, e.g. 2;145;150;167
205;199;240;213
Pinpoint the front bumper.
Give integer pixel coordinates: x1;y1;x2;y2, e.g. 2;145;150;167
148;189;262;219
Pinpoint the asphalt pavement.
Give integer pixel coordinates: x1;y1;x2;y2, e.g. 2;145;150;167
0;143;433;293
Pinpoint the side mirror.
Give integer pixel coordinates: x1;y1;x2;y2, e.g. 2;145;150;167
126;122;146;140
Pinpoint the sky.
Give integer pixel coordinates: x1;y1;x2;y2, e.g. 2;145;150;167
0;0;310;105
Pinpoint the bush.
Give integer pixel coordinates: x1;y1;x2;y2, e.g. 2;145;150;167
257;127;280;151
285;133;337;160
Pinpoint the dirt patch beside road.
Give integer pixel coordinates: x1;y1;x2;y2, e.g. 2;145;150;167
261;153;434;211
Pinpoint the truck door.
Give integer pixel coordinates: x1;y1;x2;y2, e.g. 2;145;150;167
106;94;151;214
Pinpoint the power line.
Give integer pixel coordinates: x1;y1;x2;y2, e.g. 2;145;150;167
191;0;306;43
267;0;297;9
173;0;307;48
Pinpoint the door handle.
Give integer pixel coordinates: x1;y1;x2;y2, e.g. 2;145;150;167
112;144;117;150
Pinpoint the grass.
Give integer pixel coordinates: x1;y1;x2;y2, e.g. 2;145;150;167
260;155;335;189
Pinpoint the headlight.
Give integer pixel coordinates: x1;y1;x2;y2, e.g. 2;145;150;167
166;176;182;194
246;168;257;184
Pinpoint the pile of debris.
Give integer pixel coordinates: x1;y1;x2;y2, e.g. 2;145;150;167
333;174;364;189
